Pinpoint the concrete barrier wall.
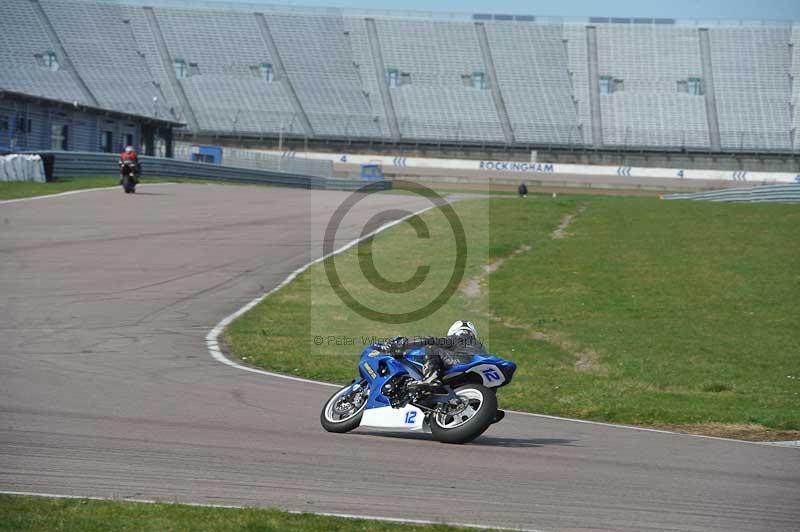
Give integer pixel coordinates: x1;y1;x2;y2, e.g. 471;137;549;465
263;150;800;185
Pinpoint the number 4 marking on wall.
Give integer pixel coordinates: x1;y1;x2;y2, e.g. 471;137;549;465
340;155;348;163
677;170;684;178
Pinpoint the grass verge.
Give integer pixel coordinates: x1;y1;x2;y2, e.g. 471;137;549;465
0;175;216;200
0;175;279;200
0;494;480;532
225;193;800;440
0;175;123;200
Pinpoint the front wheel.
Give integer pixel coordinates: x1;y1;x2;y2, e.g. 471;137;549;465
430;384;497;444
122;175;135;194
320;381;368;433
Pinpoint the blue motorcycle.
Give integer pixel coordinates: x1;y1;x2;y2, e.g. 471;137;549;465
320;343;517;444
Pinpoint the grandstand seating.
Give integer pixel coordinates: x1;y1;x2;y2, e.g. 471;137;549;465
793;26;800;150
152;6;295;133
563;24;594;147
709;26;793;151
341;17;393;137
119;3;183;120
0;0;86;104
265;14;379;137
37;0;164;117
0;0;796;152
485;22;580;145
595;24;710;149
373;18;505;142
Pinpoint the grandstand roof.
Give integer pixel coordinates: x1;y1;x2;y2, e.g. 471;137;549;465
91;0;798;26
0;89;184;127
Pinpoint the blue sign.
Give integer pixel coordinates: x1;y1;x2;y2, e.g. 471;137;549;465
361;163;384;181
191;145;223;165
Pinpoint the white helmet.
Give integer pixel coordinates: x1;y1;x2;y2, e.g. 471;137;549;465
447;320;478;338
125;146;134;153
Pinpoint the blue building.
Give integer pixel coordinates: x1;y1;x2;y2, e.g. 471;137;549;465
0;90;180;156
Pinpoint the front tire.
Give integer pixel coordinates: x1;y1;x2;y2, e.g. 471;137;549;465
123;175;134;194
320;381;368;433
430;384;497;444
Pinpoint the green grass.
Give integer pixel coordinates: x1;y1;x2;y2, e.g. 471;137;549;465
0;175;219;200
0;175;123;200
0;175;274;200
377;183;518;197
225;193;800;433
0;495;479;532
485;197;800;430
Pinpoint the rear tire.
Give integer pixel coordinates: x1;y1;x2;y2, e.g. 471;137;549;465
430;384;497;444
320;381;368;434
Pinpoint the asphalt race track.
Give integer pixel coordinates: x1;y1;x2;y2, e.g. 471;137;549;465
1;184;798;532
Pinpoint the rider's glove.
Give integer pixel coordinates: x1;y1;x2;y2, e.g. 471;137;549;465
386;336;408;358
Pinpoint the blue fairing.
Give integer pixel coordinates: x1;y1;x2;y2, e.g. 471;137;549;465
357;344;410;409
446;355;517;384
356;344;516;410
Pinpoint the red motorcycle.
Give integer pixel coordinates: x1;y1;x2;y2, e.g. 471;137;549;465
120;161;139;194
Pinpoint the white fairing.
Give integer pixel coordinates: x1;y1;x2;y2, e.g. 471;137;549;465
360;405;425;430
468;364;506;387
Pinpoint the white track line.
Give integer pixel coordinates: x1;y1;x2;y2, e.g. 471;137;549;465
0;491;543;532
2;192;786;531
501;410;799;447
10;186;786;447
205;204;437;387
0;182;176;205
762;440;800;447
204;200;796;449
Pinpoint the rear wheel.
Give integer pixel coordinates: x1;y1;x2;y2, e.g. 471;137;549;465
430;384;497;444
320;381;368;433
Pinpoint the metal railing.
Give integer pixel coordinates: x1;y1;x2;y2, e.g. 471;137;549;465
172;142;334;178
23;151;389;192
663;184;800;203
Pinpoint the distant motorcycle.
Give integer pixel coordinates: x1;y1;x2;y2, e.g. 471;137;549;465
320;343;516;444
120;161;138;194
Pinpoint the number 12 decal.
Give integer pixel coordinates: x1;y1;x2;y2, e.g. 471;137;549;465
405;411;417;424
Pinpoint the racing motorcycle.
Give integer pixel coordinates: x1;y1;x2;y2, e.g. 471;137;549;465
320;343;516;444
120;161;138;194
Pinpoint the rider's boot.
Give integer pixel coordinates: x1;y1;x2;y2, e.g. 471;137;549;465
407;358;443;393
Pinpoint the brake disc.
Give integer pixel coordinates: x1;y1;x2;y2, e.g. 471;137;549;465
442;398;468;416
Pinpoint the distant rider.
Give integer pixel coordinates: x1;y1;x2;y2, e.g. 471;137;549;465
386;320;487;391
119;145;140;184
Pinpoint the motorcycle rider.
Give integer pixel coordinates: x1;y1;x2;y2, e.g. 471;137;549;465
119;145;140;184
386;320;486;391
